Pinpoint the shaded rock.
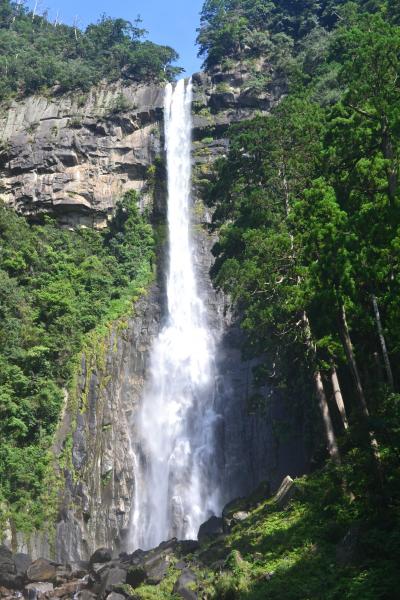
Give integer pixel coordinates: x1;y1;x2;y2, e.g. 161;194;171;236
222;498;247;532
24;582;53;598
99;567;126;596
178;541;199;556
173;569;197;600
222;482;271;532
0;546;17;588
155;539;177;553
222;497;246;519
126;566;146;588
26;559;57;583
91;562;111;577
68;562;89;579
90;548;112;565
143;555;169;585
120;549;148;566
209;92;236;111
14;554;32;578
106;594;126;600
274;476;299;509
198;517;224;543
247;480;271;506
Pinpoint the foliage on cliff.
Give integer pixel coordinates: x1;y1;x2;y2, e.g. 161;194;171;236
197;0;399;93
203;1;400;595
0;191;154;530
0;0;181;103
201;466;400;600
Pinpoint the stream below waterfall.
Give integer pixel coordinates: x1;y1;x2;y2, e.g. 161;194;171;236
129;79;222;551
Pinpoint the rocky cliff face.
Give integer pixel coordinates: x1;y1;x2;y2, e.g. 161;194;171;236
1;66;308;562
54;290;161;563
0;82;164;227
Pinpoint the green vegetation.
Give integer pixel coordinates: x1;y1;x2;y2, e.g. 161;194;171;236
0;0;182;104
0;191;154;531
201;0;400;596
198;464;400;599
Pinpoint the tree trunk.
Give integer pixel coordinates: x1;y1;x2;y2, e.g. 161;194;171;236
381;119;397;204
331;366;348;430
314;370;341;464
302;312;341;464
338;303;383;483
372;295;394;390
338;303;370;419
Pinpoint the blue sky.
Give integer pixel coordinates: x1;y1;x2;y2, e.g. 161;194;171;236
26;0;204;75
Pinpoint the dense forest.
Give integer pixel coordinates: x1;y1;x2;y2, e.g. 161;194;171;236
196;0;400;597
0;0;181;103
0;193;154;531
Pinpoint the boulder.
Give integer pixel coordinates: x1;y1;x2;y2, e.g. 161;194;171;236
126;566;146;588
222;498;251;532
68;562;89;579
55;564;72;584
106;594;126;600
98;567;126;597
198;516;224;543
143;554;169;586
232;511;249;523
274;476;299;509
24;582;53;599
247;481;271;506
222;482;271;531
209;92;236;110
120;548;147;566
89;548;113;565
14;553;32;578
178;541;199;555
222;497;246;519
173;569;197;600
26;558;57;583
52;580;83;597
0;546;17;588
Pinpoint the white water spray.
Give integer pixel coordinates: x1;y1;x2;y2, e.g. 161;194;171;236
130;79;221;550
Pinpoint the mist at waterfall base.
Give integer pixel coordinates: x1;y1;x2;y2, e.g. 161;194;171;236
129;79;222;551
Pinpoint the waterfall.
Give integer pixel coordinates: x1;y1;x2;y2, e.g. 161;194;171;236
129;79;221;550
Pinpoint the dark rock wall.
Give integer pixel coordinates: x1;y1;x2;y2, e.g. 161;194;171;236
55;290;161;562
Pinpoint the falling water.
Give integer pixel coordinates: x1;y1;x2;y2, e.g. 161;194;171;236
130;79;221;550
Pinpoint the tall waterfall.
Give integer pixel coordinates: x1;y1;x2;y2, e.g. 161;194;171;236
130;79;221;550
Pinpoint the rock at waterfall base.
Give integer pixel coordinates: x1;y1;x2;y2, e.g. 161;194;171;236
24;582;54;598
173;568;197;600
0;547;17;588
89;548;113;565
26;558;57;583
197;517;224;543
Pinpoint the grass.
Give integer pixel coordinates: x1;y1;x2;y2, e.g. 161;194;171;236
187;464;400;600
